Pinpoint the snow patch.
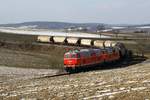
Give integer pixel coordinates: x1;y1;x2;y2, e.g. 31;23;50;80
131;87;147;91
142;80;150;83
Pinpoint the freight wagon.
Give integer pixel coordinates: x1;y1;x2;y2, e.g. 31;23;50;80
37;35;51;43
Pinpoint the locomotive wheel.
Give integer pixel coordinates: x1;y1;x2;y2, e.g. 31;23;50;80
65;68;76;73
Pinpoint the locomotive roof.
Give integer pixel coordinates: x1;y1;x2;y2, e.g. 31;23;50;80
65;49;102;55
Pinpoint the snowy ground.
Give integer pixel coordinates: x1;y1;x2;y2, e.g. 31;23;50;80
0;59;150;100
0;28;110;38
0;66;59;83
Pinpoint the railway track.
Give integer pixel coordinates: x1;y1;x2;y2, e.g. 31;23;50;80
35;71;71;79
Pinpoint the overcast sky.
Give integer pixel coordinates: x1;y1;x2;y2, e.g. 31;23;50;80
0;0;150;24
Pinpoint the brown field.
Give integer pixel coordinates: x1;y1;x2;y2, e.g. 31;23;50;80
0;57;150;100
0;32;67;69
0;32;149;69
0;32;150;100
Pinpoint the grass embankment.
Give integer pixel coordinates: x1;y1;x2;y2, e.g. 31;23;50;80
0;32;68;69
124;39;150;58
0;32;149;69
0;32;37;43
0;45;66;69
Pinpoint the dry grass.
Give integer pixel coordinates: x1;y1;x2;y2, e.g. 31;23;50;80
0;47;65;69
1;59;150;100
0;32;149;69
0;32;150;100
0;32;37;43
0;32;68;69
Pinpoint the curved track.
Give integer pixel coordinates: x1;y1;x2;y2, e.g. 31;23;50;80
36;55;147;79
35;71;70;79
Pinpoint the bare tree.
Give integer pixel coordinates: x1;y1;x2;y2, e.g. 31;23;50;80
97;24;105;31
112;29;119;38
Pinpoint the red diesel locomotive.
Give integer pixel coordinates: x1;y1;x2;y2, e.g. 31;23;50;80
64;43;128;72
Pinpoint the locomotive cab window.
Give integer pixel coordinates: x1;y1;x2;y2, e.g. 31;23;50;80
102;50;106;54
71;54;76;58
77;54;80;58
65;54;69;58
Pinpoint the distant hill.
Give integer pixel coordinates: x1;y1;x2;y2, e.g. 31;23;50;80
0;21;150;32
0;21;110;32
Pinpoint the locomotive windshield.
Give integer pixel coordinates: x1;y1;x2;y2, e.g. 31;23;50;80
65;53;80;58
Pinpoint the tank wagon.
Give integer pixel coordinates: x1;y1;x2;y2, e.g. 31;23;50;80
64;42;130;72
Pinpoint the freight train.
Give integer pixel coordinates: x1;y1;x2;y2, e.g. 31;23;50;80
37;35;123;47
37;36;132;72
64;42;132;72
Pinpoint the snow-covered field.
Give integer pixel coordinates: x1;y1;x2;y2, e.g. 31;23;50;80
0;59;150;100
0;28;110;38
